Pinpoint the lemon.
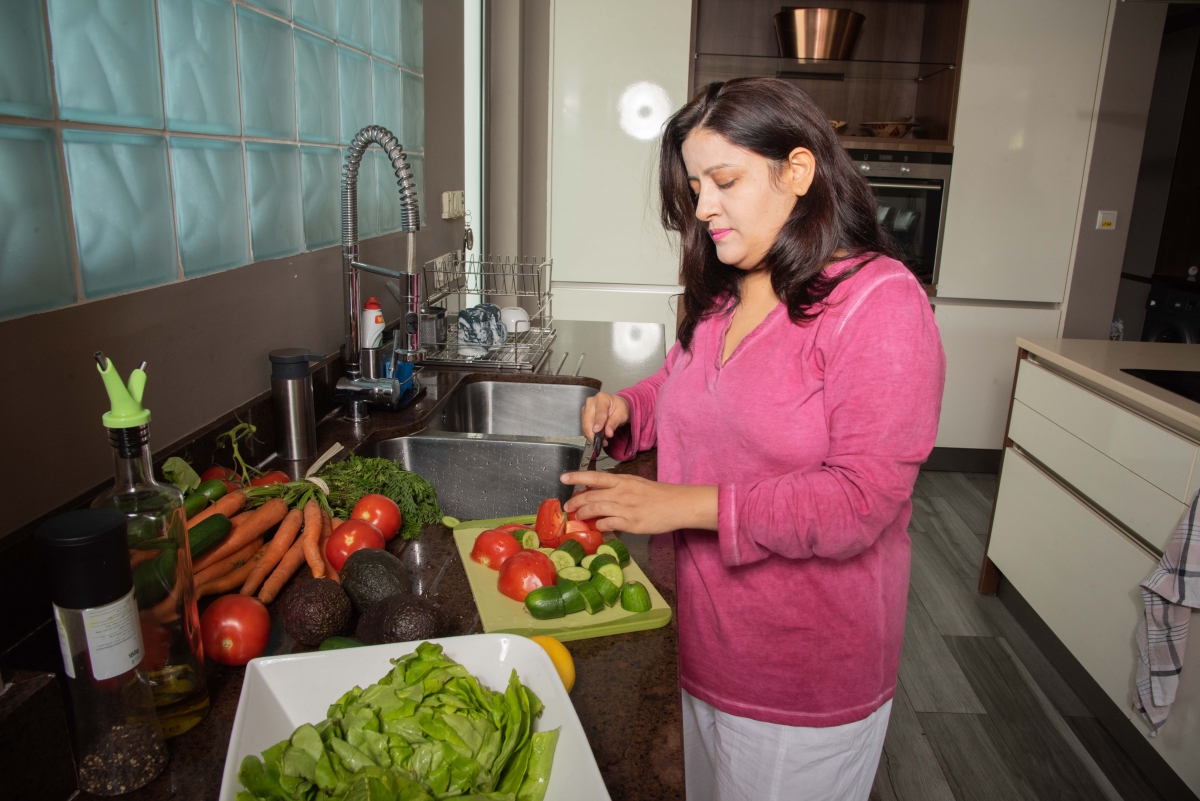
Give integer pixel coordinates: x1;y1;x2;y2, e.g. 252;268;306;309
530;635;575;692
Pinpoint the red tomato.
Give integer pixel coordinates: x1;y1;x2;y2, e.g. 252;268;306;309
470;530;521;570
200;465;239;484
350;494;402;542
200;595;271;666
497;549;557;602
495;523;534;536
535;498;567;548
325;520;385;570
567;509;601;532
563;522;604;555
250;470;289;487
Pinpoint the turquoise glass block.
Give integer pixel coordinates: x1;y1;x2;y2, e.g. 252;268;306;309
244;0;289;19
357;147;377;237
337;0;371;51
0;2;54;118
371;0;400;64
245;142;303;260
338;46;372;144
0;126;74;319
375;150;403;234
373;61;401;138
401;71;424;151
62;130;177;299
408;152;424;225
47;0;164;128
294;0;335;36
160;0;240;135
238;6;296;139
301;145;341;249
399;0;422;72
295;29;339;144
170;137;249;277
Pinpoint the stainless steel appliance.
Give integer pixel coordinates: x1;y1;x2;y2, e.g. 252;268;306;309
774;8;865;60
848;149;952;286
269;349;321;461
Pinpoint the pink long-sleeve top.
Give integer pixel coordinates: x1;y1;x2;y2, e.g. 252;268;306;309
607;255;945;727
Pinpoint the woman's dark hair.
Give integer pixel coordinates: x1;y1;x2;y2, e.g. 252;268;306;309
661;78;900;349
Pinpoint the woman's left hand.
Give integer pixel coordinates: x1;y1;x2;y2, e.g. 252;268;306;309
561;472;718;535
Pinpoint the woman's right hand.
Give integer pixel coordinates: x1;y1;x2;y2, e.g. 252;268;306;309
581;392;630;444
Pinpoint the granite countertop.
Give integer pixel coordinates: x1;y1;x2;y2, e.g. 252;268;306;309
1018;337;1200;440
76;329;682;801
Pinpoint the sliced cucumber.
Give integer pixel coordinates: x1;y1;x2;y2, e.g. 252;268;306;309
537;547;555;556
555;577;578;589
580;554;597;570
620;581;652;613
442;515;462;527
597;540;631;567
559;582;586;615
520;530;541;549
548;549;576;573
590;573;621;607
587;554;617;575
524;586;565;620
577;581;604;615
554;539;585;565
596;562;624;588
557;566;592;583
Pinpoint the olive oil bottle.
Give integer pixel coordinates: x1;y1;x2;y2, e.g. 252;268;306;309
91;353;209;738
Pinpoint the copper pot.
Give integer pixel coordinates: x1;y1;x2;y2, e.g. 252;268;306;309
774;8;865;60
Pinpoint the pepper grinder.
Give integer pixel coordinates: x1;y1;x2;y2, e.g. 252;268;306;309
269;349;322;461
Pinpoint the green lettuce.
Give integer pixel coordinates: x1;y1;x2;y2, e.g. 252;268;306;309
238;642;559;801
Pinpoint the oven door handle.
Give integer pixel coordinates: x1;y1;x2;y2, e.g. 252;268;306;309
868;182;941;191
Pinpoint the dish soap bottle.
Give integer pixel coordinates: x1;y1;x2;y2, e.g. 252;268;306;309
91;352;209;738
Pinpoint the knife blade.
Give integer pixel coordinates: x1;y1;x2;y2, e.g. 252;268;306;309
587;431;603;471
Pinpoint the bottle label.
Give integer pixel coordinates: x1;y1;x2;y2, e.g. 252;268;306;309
52;606;76;679
82;589;144;681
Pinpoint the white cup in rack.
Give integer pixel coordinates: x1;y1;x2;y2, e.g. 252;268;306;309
501;306;531;334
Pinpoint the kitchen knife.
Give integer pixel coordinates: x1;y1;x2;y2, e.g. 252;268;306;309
587;430;603;471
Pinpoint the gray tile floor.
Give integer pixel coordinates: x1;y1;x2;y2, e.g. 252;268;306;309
871;472;1163;801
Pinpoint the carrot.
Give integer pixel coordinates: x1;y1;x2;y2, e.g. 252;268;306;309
193;538;263;587
257;537;308;603
301;499;324;579
331;518;344;530
192;498;287;572
230;510;254;526
240;509;303;596
129;548;160;569
198;547;265;597
187;491;246;530
319;511;340;584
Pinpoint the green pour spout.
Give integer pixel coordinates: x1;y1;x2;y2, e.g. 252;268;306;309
95;351;151;428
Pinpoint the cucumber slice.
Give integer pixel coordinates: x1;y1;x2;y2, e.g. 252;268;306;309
620;581;652;613
590;573;621;607
597;562;624;588
520;530;541;549
557;566;592;583
524;586;565;620
548;549;576;573
580;554;597;570
559;582;586;615
597;540;631;567
577;581;604;615
537;547;555;556
587;554;617;575
442;515;462;528
554;539;585;565
555;577;578;589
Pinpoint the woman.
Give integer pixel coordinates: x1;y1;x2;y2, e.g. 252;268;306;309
562;79;946;800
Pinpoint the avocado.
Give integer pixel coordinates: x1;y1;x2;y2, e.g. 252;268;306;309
355;594;446;645
339;548;411;613
278;578;351;646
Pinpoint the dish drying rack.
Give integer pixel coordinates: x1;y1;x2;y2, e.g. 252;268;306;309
420;252;556;371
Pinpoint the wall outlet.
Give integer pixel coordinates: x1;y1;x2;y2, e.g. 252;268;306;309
442;190;466;220
1096;210;1117;230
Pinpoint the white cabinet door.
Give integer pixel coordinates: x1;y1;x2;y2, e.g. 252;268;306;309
548;0;691;286
933;303;1061;449
937;0;1113;302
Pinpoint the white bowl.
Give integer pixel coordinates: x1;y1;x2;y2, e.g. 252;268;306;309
219;634;610;801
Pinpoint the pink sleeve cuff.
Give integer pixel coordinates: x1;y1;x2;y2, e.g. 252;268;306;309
717;483;767;567
604;389;645;462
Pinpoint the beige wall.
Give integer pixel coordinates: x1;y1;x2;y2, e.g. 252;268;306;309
0;7;465;540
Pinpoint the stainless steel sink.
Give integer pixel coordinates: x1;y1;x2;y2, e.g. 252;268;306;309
366;433;584;520
425;381;598;438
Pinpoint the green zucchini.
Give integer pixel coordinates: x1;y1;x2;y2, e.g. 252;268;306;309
620;581;652;613
557;566;591;583
554;539;585;565
577;581;604;615
525;586;565;620
590;573;621;607
188;514;232;558
559;582;586;615
597;540;630;567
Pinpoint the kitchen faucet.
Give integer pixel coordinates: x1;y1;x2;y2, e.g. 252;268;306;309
336;125;423;421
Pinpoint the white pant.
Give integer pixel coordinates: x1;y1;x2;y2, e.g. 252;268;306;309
682;690;891;801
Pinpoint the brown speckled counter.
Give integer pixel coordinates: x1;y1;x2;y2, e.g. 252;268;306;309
77;372;682;801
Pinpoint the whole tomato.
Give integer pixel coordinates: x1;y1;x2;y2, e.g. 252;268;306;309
350;494;402;542
250;470;289;487
495;523;535;537
563;521;603;555
325;519;385;570
497;549;557;602
535;498;567;548
470;529;521;570
200;595;271;666
201;465;240;485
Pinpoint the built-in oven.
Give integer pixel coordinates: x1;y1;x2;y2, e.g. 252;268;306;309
846;149;952;287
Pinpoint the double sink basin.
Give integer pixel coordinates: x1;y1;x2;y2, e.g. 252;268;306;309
366;379;599;521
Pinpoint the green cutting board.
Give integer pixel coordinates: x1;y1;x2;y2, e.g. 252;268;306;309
453;517;672;643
